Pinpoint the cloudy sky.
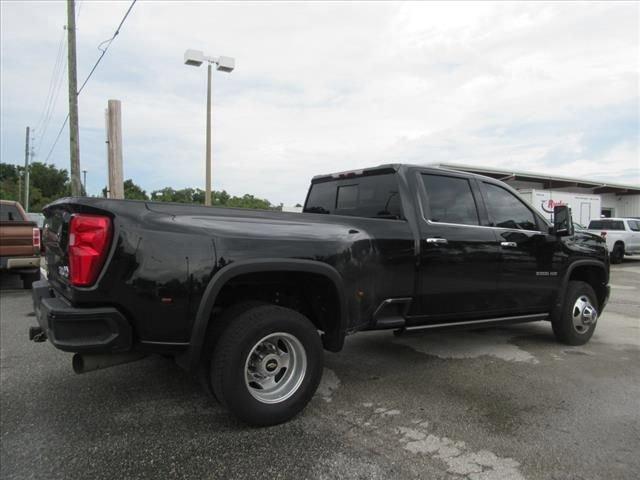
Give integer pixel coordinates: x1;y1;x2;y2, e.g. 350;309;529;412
1;1;638;205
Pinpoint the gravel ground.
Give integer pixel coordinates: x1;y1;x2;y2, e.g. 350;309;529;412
1;260;638;480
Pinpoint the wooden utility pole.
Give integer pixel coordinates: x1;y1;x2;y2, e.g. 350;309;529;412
106;100;124;199
205;63;212;206
23;126;30;211
66;0;82;196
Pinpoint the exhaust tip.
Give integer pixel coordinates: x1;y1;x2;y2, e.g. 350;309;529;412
72;352;147;374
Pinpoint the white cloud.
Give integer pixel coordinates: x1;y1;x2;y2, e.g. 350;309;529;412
1;1;638;204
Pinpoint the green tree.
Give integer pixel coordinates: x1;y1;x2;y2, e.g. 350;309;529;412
212;190;230;206
29;163;69;199
173;188;196;203
151;187;176;202
0;163;21;201
2;161;279;212
0;163;20;183
124;179;148;200
226;193;272;210
192;188;205;205
0;162;70;211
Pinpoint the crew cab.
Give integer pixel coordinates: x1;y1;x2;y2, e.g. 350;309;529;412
587;218;640;263
0;200;41;288
30;165;610;425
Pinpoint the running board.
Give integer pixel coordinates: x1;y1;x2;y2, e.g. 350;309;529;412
402;313;549;332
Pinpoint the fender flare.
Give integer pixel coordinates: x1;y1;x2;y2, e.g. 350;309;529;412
187;258;348;372
554;259;608;315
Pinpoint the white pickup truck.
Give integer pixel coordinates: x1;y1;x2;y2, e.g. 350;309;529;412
587;218;640;263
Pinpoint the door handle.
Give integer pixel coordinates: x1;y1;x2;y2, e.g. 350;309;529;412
426;238;448;244
500;241;518;248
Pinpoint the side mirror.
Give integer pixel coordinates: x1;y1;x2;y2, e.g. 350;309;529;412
553;205;574;237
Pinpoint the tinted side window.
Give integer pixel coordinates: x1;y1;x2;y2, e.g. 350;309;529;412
421;174;479;225
589;220;625;230
0;204;22;221
588;220;602;229
483;183;538;231
304;174;403;219
628;220;640;232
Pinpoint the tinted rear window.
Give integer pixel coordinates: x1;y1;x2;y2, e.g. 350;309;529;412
627;220;639;232
0;204;22;221
588;220;625;230
304;173;403;219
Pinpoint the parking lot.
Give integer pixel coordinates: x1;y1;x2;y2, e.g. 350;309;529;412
1;261;638;480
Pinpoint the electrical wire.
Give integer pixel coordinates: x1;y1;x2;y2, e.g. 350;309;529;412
77;0;137;95
40;0;137;163
34;28;66;135
43;114;69;164
35;42;68;158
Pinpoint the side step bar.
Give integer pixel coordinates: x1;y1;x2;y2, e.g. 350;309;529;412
401;313;549;333
373;297;549;332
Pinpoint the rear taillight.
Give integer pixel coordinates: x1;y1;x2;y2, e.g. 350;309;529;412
68;214;112;287
32;228;40;250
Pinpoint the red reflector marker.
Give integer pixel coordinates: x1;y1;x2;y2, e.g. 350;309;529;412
68;214;112;286
32;227;40;249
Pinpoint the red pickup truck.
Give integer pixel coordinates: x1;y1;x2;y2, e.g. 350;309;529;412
0;200;41;288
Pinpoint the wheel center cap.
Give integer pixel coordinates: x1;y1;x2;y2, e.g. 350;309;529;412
264;357;278;373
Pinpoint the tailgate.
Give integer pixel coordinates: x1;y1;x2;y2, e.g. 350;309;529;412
0;221;38;257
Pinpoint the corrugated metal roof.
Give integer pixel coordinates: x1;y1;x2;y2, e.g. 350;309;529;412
433;163;640;194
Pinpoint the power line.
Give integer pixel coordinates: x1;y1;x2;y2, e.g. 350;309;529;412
77;0;137;95
43;114;69;164
35;42;68;158
34;28;66;134
40;0;137;164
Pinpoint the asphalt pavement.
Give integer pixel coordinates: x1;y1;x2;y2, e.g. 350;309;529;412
1;260;638;480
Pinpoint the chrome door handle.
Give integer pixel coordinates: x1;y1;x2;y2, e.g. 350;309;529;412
500;241;518;248
426;238;448;244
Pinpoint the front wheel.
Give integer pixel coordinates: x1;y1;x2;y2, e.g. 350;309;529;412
611;244;624;264
552;281;599;346
211;304;323;426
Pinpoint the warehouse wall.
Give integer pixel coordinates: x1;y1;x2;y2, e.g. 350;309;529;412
503;179;640;218
600;194;640;218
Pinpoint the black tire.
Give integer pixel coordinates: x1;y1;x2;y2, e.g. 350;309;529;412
211;304;323;426
198;301;265;400
21;272;40;290
611;243;624;264
552;281;599;346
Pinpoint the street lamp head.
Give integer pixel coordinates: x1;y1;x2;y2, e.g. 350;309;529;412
216;56;235;73
184;49;205;67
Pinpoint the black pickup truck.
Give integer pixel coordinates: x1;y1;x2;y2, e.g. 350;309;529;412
31;164;610;425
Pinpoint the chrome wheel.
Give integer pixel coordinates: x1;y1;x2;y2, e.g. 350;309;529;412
244;332;307;404
572;295;598;334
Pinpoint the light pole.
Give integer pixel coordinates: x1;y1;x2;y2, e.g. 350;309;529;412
82;169;87;194
184;49;235;206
